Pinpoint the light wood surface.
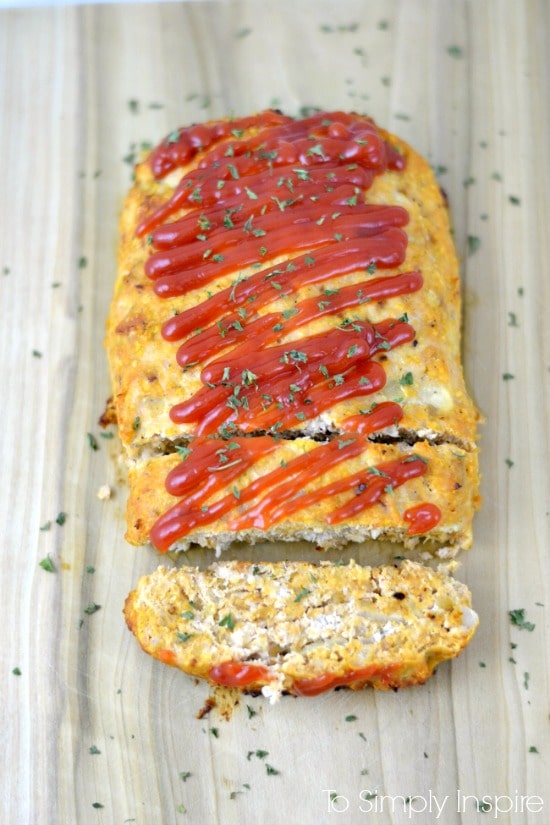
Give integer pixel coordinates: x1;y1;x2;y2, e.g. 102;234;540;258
1;2;549;823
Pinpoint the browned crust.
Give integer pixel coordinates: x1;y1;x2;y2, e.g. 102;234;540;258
98;396;117;428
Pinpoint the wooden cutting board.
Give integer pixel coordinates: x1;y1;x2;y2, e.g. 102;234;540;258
1;1;549;823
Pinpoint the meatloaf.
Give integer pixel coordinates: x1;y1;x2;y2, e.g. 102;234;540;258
107;110;480;557
107;110;481;694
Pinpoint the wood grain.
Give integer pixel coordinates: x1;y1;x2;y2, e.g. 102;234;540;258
1;2;549;823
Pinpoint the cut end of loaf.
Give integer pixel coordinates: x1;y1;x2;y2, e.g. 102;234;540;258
124;436;480;557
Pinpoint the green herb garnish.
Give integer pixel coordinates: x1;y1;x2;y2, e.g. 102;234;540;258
219;614;235;630
467;235;481;256
84;602;101;615
509;609;535;631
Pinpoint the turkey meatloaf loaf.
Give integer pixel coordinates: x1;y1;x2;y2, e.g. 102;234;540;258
106;110;480;558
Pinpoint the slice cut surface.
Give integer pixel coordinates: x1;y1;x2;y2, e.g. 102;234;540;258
124;559;479;701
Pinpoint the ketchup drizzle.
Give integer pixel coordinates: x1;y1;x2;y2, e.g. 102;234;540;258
133;111;444;549
403;502;442;535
